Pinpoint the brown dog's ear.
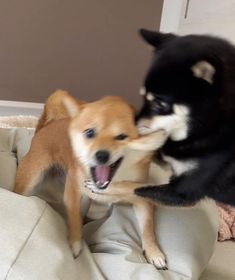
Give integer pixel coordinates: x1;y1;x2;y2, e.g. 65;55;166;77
128;130;167;151
139;29;177;48
36;90;86;132
63;94;85;118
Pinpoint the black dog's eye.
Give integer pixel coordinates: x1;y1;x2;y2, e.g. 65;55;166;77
84;128;96;139
158;101;170;110
152;100;172;114
115;134;128;140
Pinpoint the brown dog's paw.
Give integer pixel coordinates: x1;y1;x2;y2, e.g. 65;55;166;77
71;240;82;258
143;249;167;270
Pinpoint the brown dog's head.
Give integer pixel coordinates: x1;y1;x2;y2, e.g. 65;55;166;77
64;96;139;188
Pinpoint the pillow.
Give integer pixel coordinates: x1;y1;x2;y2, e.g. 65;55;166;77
0;186;218;280
0;127;34;191
0;187;102;280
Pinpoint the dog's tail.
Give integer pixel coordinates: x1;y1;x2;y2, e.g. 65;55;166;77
36;90;85;133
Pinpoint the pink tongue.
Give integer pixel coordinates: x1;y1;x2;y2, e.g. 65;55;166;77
95;165;111;184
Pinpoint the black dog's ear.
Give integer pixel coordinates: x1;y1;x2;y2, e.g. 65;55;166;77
139;29;177;48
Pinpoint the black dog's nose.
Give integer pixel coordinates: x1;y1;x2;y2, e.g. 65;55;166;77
95;150;110;164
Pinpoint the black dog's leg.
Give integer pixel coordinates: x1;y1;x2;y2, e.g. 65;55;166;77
135;184;198;206
135;175;205;207
208;172;235;206
137;167;235;207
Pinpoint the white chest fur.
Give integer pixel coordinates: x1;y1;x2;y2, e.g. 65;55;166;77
162;155;198;176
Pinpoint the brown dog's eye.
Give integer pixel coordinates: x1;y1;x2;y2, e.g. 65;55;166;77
84;128;96;138
115;134;128;140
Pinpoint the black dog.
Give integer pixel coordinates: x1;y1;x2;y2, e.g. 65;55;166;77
135;29;235;207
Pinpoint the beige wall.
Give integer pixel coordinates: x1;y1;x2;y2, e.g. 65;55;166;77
0;1;163;107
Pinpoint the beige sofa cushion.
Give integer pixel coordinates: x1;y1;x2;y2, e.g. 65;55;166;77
0;128;34;190
0;187;103;280
0;126;219;279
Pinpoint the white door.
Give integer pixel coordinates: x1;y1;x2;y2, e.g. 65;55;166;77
161;0;235;43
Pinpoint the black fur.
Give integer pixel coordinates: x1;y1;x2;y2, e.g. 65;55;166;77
135;29;235;206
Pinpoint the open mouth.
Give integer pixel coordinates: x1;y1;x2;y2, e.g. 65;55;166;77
90;157;123;189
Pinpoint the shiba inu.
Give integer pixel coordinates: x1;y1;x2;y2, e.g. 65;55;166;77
14;90;167;269
133;29;235;207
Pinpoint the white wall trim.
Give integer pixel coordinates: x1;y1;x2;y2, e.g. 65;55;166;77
0;100;43;116
160;0;185;33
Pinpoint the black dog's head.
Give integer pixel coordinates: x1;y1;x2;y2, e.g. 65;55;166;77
137;29;235;140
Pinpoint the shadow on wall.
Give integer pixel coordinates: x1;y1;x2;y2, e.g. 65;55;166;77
0;0;163;108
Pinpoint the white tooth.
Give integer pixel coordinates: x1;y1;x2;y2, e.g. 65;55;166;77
101;181;109;188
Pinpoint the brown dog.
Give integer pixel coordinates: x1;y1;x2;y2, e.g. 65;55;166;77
14;90;167;269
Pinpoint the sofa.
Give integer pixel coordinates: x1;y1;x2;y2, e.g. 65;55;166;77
0;121;219;280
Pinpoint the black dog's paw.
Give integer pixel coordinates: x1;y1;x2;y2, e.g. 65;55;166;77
135;185;159;198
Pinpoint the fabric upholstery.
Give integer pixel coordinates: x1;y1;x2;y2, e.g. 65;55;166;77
0;126;219;279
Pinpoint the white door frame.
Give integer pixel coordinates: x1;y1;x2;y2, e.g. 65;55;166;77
160;0;186;33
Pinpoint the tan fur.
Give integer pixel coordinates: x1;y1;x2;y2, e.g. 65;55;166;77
14;92;167;268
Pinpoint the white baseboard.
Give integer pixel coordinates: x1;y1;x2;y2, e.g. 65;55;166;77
0;100;43;116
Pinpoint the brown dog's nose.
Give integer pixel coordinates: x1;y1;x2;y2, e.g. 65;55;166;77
95;150;110;164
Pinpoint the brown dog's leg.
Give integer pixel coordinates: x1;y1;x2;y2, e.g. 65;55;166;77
85;180;167;268
14;153;52;196
133;201;167;269
64;168;83;258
